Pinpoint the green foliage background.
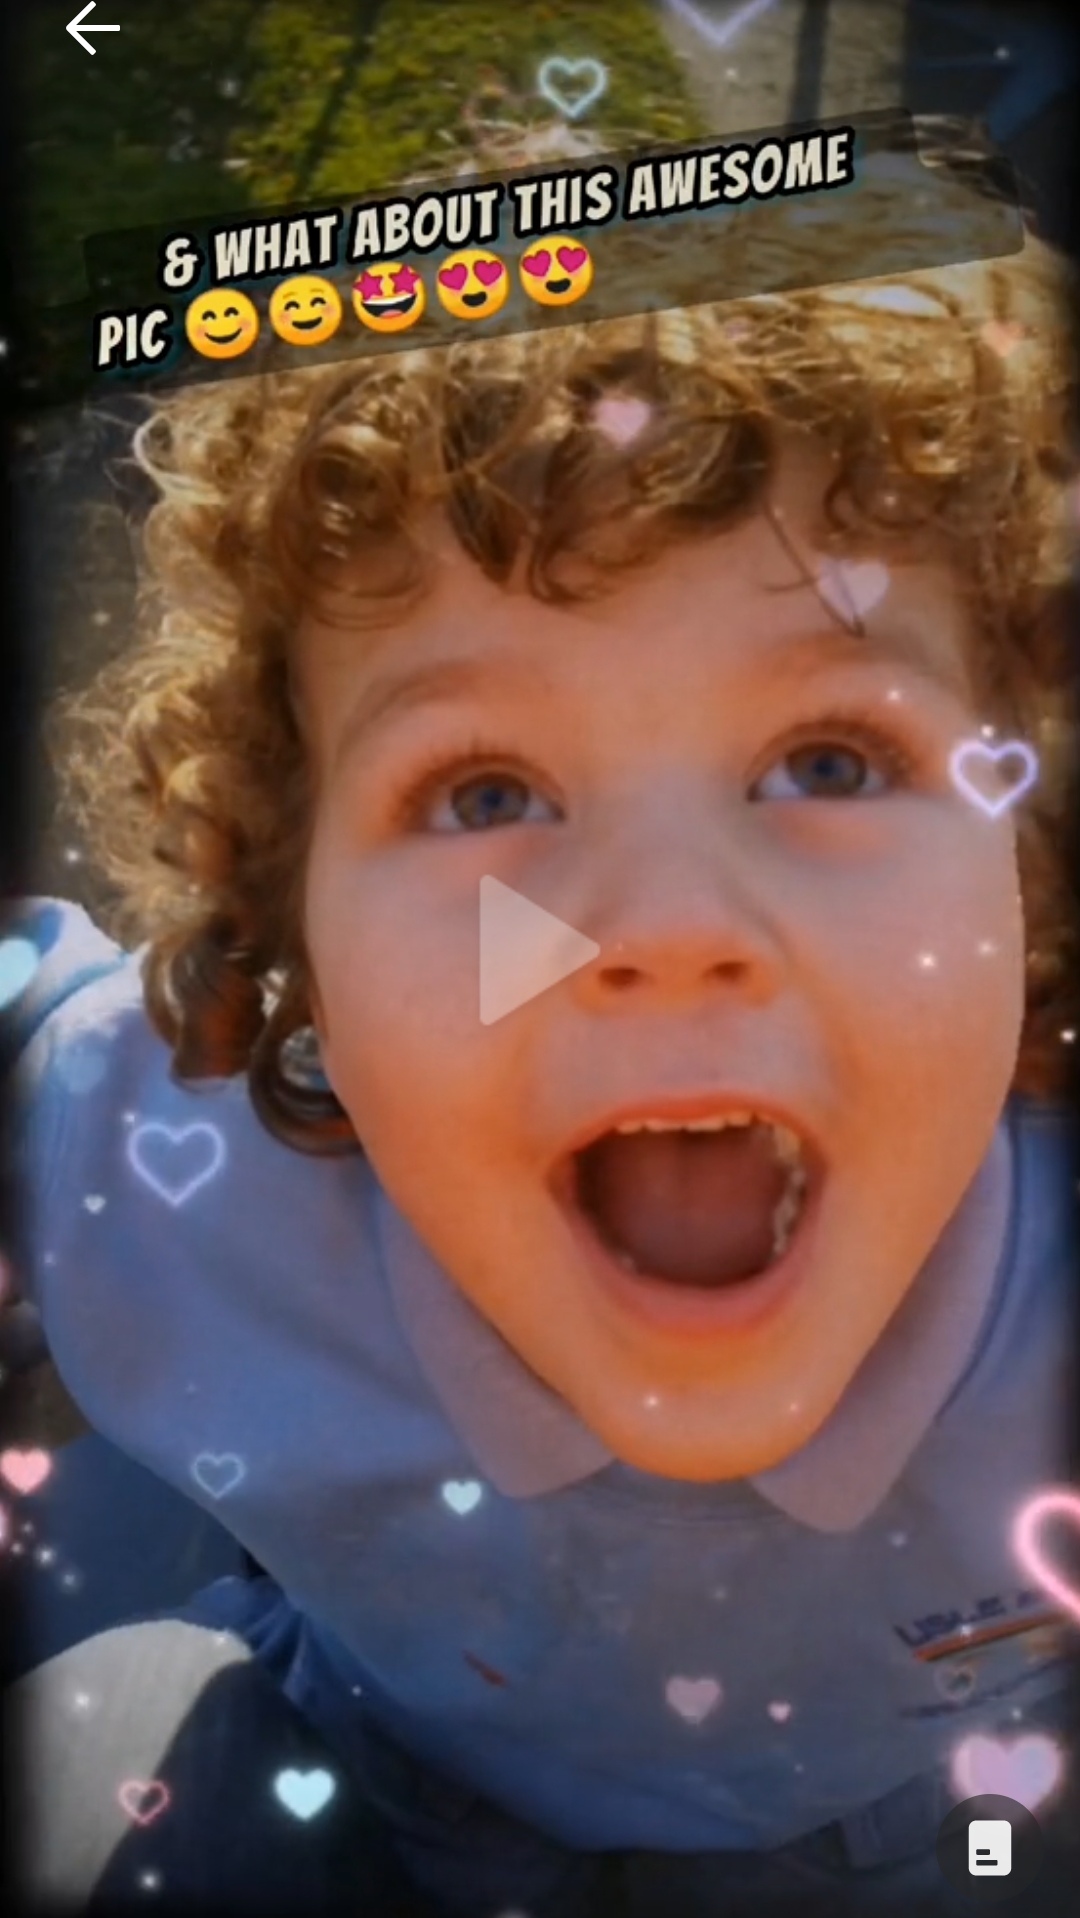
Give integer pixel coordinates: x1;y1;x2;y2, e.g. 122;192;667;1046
22;0;701;310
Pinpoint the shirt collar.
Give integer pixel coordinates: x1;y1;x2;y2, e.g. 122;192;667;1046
376;1116;1013;1531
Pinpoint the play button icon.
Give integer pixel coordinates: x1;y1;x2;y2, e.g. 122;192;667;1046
479;876;600;1025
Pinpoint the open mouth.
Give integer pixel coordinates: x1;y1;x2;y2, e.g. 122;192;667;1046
552;1107;818;1308
462;290;488;308
362;292;417;318
291;316;325;331
546;276;573;295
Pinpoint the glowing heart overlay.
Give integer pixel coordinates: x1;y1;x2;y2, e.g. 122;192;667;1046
0;1448;52;1495
442;1480;483;1516
192;1452;246;1499
815;557;890;625
949;740;1038;819
0;936;39;1010
665;0;782;56
952;1733;1063;1813
127;1121;225;1207
118;1779;170;1827
666;1676;722;1723
536;56;608;121
1012;1488;1080;1626
274;1768;336;1821
593;397;652;445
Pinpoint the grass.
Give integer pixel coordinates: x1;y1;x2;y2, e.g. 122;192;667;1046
20;0;703;314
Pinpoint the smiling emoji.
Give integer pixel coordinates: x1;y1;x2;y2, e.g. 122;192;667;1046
519;236;594;308
436;250;509;321
185;288;259;360
352;262;426;334
269;275;343;347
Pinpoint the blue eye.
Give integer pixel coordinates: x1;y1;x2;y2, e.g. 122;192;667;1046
433;772;556;832
755;741;889;801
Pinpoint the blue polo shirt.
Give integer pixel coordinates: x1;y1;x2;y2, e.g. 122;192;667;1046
5;899;1075;1851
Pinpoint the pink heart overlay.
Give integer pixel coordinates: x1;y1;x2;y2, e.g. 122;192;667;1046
118;1779;171;1827
438;264;468;291
592;397;652;446
557;245;588;273
523;250;552;277
0;1447;52;1495
981;319;1026;358
665;1676;722;1724
474;259;504;286
1012;1487;1080;1626
815;557;890;625
951;1733;1063;1813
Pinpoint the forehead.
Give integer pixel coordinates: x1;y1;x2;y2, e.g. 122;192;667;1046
294;439;972;748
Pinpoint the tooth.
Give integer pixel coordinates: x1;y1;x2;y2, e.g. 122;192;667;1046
770;1161;807;1260
770;1124;803;1168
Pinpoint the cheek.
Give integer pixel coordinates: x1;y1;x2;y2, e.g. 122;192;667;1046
302;834;495;1147
802;812;1026;1127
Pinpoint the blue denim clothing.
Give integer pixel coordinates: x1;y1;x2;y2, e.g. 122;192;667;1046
165;1571;1077;1918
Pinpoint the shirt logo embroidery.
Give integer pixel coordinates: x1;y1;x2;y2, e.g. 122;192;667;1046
893;1588;1060;1663
893;1590;1069;1719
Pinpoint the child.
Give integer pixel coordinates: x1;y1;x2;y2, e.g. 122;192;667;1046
6;133;1079;1917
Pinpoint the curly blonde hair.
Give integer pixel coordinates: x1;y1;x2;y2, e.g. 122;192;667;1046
54;133;1079;1148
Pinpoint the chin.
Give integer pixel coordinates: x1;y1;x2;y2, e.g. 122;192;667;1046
560;1366;840;1483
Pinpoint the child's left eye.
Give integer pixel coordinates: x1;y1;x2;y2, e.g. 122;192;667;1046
754;737;898;801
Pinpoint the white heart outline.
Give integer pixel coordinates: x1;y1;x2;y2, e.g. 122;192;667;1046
949;739;1038;818
536;56;608;122
127;1120;226;1207
191;1451;246;1499
664;0;783;55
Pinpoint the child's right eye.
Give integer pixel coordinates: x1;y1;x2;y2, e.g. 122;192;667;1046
427;771;561;833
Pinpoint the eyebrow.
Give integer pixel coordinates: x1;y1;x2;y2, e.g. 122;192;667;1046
331;655;543;776
331;614;968;775
760;619;970;702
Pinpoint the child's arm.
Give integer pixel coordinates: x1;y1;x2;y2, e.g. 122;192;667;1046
1;899;128;1065
1;899;131;1354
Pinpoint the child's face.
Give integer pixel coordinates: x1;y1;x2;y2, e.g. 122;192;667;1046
299;442;1026;1481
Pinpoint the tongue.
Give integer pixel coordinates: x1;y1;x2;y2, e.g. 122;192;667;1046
576;1126;787;1287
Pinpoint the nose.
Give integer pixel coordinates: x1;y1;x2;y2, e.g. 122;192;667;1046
574;811;784;1013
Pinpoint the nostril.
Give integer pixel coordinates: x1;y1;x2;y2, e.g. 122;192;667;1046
600;965;641;991
707;960;749;983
